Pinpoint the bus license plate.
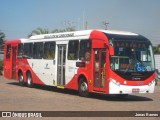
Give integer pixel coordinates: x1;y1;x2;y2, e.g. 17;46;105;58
132;88;140;93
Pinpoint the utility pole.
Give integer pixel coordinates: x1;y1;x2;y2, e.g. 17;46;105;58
103;21;109;30
83;12;85;30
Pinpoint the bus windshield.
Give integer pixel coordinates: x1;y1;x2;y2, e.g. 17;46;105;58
110;40;155;73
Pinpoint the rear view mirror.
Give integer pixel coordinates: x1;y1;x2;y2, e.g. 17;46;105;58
109;46;114;56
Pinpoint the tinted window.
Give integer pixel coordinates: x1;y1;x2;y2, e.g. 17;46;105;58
68;40;79;60
6;44;11;59
18;44;23;58
24;43;33;59
79;40;91;61
33;42;43;59
44;42;55;59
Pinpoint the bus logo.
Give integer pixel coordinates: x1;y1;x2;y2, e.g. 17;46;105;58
2;112;11;117
137;81;144;85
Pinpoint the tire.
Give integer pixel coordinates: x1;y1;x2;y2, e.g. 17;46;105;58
18;72;24;86
78;78;89;97
26;73;33;87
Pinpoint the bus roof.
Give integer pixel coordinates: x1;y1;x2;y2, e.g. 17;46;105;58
29;29;138;40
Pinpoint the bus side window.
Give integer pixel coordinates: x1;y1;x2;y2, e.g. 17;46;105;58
24;43;33;59
33;42;43;59
44;42;55;59
6;45;11;59
18;44;23;58
68;40;79;60
79;40;91;61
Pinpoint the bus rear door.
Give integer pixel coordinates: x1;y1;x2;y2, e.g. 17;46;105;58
4;44;17;79
57;45;66;86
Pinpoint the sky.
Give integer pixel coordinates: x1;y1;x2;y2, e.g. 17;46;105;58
0;0;160;45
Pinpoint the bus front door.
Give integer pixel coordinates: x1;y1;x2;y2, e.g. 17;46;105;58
93;49;106;92
57;45;66;86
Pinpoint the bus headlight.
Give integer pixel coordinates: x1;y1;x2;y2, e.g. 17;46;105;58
109;78;120;86
148;80;155;86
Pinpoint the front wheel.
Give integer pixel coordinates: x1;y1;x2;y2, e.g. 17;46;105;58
26;73;33;88
78;78;89;97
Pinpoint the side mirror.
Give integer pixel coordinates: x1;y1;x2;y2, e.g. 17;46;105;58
109;46;114;56
76;62;86;67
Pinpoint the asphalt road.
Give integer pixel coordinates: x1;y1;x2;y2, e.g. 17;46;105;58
0;76;159;120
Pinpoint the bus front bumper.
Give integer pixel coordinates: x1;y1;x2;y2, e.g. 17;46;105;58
109;78;155;94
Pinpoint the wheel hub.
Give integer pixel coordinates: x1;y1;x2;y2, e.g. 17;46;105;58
81;82;88;92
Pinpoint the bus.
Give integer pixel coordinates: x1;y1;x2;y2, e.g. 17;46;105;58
3;30;156;97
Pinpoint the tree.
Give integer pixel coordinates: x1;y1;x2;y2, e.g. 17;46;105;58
65;26;75;32
51;27;75;33
62;21;75;32
28;21;76;38
154;44;160;54
0;31;5;53
51;21;75;33
0;31;5;45
28;27;49;38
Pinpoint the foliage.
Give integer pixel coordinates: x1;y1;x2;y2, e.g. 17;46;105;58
0;60;3;75
28;27;49;38
0;31;5;55
28;21;75;38
51;27;75;33
153;44;160;54
0;31;5;45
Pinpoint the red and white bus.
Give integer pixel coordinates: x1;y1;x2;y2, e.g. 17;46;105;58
4;30;156;97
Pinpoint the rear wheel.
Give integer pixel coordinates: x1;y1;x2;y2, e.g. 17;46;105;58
18;72;24;86
26;73;33;87
78;78;89;97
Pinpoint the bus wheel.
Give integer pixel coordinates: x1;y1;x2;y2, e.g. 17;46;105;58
78;78;89;97
18;72;24;86
27;73;33;88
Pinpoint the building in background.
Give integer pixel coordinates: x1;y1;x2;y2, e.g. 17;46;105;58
155;55;160;72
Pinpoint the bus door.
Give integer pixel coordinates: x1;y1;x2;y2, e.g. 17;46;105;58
4;44;11;79
93;49;106;92
4;44;17;79
12;46;17;79
57;45;66;86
